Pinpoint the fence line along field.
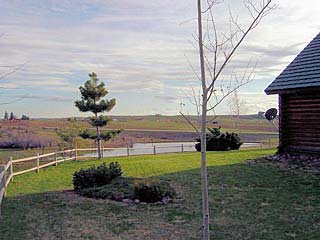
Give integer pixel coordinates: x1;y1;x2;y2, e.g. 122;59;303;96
0;115;278;165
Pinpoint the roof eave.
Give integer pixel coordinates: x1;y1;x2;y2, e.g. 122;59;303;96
265;86;320;95
264;89;279;95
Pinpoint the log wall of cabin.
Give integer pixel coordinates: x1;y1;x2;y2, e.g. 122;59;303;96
280;90;320;154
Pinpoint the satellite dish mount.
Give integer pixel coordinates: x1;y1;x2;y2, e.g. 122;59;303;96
265;108;279;131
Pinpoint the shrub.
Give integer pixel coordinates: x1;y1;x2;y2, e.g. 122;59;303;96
73;162;122;190
0;133;56;149
109;162;122;178
78;177;134;200
195;127;242;151
133;178;176;203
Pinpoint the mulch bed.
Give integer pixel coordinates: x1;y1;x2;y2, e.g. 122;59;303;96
251;153;320;173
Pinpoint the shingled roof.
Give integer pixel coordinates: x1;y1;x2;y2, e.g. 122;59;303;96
265;32;320;94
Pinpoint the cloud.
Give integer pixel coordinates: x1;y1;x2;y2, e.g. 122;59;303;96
10;94;74;102
0;0;319;117
154;95;179;103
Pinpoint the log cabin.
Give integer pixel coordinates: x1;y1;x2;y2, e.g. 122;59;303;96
265;32;320;155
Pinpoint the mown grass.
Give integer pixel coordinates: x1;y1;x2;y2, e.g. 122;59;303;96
1;149;320;240
6;149;274;196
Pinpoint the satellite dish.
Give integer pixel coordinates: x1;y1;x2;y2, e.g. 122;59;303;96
265;108;278;121
264;108;279;132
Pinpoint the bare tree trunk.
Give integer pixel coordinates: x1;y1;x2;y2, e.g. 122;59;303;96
201;94;210;240
181;1;274;239
197;0;210;239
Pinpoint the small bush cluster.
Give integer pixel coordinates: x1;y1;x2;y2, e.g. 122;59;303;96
133;178;176;203
0;134;56;149
195;127;242;151
73;162;122;190
78;177;134;200
73;162;176;204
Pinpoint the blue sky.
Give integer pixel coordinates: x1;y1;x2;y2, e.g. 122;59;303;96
0;0;320;118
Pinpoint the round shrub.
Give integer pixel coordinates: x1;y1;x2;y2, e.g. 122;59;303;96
133;178;176;203
78;177;134;200
195;127;242;151
73;162;122;190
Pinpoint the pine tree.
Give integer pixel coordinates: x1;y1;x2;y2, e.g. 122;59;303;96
75;72;119;159
4;111;8;120
21;114;30;120
9;112;15;120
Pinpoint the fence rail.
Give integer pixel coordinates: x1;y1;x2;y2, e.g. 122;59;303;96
0;142;267;218
0;144;196;217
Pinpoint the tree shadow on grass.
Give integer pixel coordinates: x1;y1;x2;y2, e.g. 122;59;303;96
1;161;320;240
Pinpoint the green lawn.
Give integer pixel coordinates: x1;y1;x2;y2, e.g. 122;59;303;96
1;149;320;240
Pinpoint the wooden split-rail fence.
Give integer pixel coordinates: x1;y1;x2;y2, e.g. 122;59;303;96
0;148;85;217
0;144;192;217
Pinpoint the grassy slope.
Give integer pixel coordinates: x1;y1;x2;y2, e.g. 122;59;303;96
1;149;320;240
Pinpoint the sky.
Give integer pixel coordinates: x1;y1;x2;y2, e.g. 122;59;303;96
0;0;320;118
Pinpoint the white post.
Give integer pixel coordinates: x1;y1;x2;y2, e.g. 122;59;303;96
127;147;130;157
36;153;40;173
75;148;78;161
54;152;58;166
9;157;13;182
0;165;4;217
153;145;156;155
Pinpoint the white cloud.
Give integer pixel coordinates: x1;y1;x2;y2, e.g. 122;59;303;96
11;94;73;102
0;0;319;116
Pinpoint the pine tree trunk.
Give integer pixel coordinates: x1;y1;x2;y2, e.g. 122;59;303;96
95;112;102;159
197;0;210;239
96;125;102;159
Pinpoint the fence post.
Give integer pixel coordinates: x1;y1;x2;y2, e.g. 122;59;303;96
127;147;130;157
9;157;13;182
54;152;58;166
97;147;99;158
181;144;184;153
101;146;104;158
0;165;4;217
36;153;40;173
153;145;156;155
75;148;78;161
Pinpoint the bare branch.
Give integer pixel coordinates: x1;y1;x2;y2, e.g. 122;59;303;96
207;0;273;96
0;97;23;105
184;54;202;82
206;60;257;112
202;0;224;13
179;111;200;135
179;17;198;26
0;64;25;81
